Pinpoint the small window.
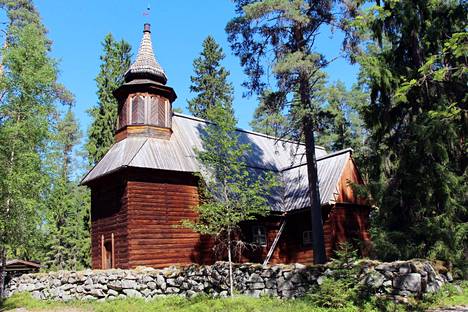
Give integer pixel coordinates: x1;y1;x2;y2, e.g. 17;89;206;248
303;231;313;246
148;96;158;125
158;98;166;127
131;96;145;124
252;225;267;246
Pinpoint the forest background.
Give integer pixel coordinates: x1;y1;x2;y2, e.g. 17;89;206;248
0;0;465;285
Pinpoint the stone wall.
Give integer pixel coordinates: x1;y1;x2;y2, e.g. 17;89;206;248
5;260;451;301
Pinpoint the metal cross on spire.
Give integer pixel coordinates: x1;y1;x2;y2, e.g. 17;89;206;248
143;2;151;21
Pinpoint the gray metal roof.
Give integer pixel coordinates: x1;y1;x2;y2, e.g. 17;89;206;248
82;113;352;212
280;150;351;211
125;24;167;85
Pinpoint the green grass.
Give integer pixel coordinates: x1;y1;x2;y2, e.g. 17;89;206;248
426;281;468;308
1;282;466;312
0;293;362;312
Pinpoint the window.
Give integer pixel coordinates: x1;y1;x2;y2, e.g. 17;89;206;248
148;96;158;125
157;98;166;127
131;96;145;124
303;231;313;246
252;225;267;246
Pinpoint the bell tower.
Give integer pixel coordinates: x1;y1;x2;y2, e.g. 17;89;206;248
113;23;177;141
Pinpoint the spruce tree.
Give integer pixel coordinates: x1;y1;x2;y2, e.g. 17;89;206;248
188;36;233;119
227;0;341;263
350;0;467;271
86;34;131;165
316;81;368;165
182;103;276;296
45;109;90;271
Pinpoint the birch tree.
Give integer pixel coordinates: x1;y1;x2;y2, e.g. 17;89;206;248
183;103;276;296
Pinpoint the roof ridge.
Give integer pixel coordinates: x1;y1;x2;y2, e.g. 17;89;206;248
173;112;326;150
127;138;149;166
280;148;353;172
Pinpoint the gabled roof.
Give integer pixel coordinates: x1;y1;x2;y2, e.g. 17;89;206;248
82;113;353;212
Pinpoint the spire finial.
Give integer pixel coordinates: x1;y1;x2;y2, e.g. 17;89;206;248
143;2;151;22
124;20;167;85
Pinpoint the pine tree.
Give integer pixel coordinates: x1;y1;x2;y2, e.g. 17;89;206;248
188;36;233;119
0;6;68;295
45;109;90;271
182;103;276;296
316;81;368;165
227;0;342;263
0;0;47;39
250;90;292;137
86;34;131;165
350;0;467;271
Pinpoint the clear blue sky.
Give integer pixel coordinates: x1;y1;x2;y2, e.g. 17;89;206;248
35;0;359;132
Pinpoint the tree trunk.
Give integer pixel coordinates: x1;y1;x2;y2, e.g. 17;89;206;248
227;232;234;297
292;22;327;264
0;246;6;300
303;118;327;264
298;67;327;264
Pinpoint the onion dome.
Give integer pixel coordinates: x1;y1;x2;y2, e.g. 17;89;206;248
124;23;167;85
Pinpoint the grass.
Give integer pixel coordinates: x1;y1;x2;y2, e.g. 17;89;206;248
1;281;466;312
425;281;468;308
0;294;363;312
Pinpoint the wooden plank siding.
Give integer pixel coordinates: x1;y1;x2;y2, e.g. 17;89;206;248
241;157;371;264
90;174;129;269
125;168;213;268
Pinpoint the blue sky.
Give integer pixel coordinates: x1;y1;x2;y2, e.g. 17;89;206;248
35;0;359;132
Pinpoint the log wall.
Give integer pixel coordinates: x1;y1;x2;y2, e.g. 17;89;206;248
90;174;129;269
126;168;213;268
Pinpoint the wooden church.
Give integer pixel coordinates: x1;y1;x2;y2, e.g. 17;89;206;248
82;24;372;270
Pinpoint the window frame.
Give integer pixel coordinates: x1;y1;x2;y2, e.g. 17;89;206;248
302;230;313;246
252;225;267;247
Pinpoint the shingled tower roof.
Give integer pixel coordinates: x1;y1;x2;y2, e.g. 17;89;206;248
124;23;167;85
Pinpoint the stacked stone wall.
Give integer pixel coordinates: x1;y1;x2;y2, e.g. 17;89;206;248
6;260;451;301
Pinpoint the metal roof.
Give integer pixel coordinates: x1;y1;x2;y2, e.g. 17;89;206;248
280;150;351;211
82;113;352;212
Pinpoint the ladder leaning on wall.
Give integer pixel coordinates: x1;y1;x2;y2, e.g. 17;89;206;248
263;219;287;266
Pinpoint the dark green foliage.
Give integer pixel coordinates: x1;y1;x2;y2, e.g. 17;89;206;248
188;36;233;119
186;37;275;293
306;243;360;309
86;34;131;165
349;0;467;271
183;102;276;295
184;104;275;237
306;277;355;309
249;90;299;139
0;1;72;296
0;1;90;279
44;109;90;271
226;0;343;264
0;0;47;42
316;81;368;163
